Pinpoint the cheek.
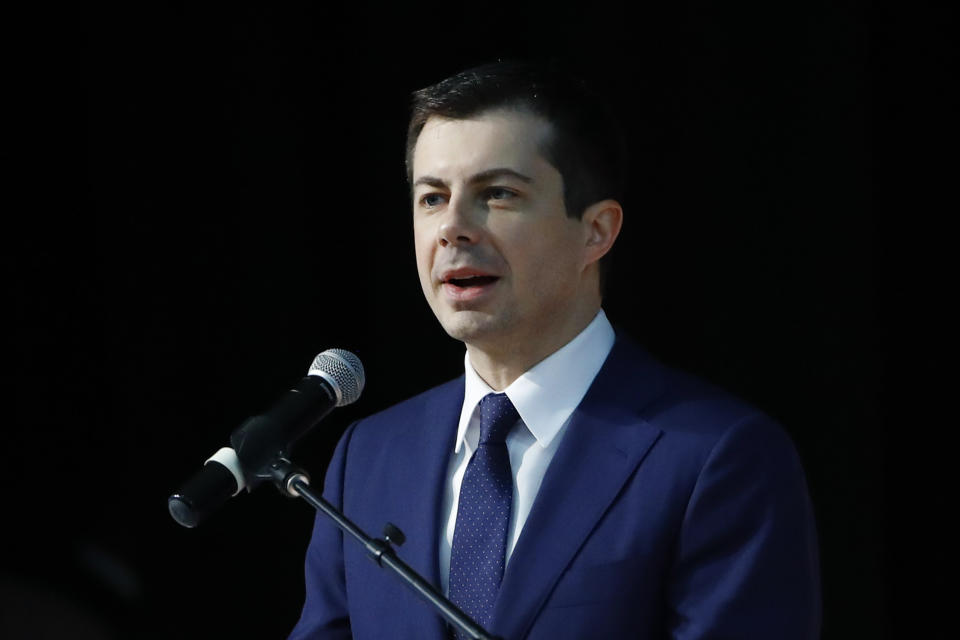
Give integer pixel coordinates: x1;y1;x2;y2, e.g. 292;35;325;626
413;225;431;267
413;235;438;295
513;229;582;281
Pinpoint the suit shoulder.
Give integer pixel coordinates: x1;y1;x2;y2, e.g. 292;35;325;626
656;365;765;424
608;333;773;434
609;336;792;452
349;376;463;437
607;351;808;495
646;363;805;470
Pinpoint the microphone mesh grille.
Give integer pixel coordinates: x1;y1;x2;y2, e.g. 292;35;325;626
309;349;365;406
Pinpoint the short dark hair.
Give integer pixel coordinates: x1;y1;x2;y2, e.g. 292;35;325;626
405;60;627;221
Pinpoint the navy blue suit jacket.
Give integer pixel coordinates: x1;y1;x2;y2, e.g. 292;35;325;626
289;336;821;639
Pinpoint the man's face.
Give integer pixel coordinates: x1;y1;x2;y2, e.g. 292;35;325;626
412;109;593;355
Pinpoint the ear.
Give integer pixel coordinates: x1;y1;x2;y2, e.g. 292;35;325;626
581;199;623;267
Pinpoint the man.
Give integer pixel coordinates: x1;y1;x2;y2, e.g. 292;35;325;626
289;61;821;639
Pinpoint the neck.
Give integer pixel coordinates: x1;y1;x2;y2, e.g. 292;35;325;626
466;304;601;391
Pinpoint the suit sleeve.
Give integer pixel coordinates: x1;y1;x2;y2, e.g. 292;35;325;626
667;414;822;639
287;422;358;640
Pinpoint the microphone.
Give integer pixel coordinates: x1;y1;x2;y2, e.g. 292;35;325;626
168;348;365;528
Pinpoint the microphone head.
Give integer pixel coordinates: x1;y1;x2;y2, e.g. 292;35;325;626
308;349;365;406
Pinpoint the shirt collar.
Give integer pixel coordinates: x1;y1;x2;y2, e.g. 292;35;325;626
454;310;616;454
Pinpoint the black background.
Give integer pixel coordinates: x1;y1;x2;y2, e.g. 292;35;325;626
5;1;888;638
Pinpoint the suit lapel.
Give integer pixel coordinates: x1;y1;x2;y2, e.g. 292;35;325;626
490;337;666;640
379;378;463;638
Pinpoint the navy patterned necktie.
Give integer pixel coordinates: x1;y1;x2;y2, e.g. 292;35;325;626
448;393;519;638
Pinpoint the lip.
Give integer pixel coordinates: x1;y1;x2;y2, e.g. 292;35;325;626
438;267;499;282
437;267;501;303
441;279;499;302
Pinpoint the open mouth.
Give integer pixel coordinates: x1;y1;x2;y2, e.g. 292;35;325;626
446;275;499;288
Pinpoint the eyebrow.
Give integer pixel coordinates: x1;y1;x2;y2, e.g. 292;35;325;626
413;167;534;189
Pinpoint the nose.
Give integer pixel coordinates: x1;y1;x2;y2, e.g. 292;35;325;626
438;194;480;248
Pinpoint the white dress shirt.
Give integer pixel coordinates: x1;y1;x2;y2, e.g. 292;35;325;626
439;310;616;594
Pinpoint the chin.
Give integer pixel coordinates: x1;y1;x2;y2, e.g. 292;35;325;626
438;310;511;346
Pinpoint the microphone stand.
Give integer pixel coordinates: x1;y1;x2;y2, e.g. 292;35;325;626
260;456;501;640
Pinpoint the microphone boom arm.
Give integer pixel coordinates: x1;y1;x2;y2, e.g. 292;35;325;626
266;457;501;640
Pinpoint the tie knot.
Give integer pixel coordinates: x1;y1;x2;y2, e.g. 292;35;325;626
478;393;519;445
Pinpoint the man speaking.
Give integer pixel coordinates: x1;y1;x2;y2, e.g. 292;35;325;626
289;61;821;639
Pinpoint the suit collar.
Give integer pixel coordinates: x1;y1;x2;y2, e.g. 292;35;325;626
455;310;616;454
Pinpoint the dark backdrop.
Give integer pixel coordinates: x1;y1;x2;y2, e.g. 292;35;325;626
6;2;886;638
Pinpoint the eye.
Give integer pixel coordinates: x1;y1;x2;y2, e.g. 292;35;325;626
484;187;517;201
419;192;447;208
